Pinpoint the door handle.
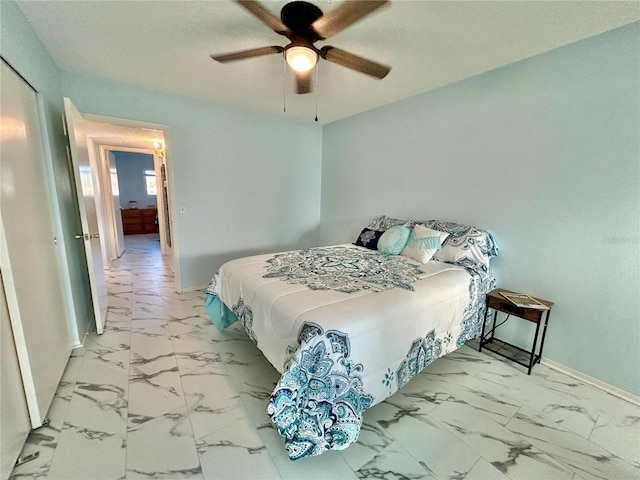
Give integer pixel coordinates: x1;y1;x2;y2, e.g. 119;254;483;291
75;233;99;240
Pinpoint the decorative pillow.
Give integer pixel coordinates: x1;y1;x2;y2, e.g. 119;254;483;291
377;225;411;255
366;215;411;232
423;220;499;270
354;228;384;250
402;224;449;264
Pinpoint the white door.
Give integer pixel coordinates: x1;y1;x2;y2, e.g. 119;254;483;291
1;273;31;479
0;60;73;427
108;150;125;258
64;98;107;334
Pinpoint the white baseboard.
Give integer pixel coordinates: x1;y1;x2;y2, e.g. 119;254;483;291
541;358;640;407
70;329;90;356
70;345;86;357
177;284;207;294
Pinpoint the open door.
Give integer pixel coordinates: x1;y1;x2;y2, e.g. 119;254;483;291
109;151;125;258
101;148;125;260
64;98;108;334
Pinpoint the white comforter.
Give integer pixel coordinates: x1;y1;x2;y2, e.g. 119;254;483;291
206;244;492;460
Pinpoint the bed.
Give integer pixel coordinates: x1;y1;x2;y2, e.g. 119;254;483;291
204;216;498;460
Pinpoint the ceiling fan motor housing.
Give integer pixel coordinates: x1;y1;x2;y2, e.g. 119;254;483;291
280;1;323;39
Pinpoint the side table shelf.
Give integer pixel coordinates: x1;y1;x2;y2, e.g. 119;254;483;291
479;288;554;375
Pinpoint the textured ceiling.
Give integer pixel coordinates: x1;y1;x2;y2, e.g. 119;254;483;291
83;121;165;152
16;1;640;126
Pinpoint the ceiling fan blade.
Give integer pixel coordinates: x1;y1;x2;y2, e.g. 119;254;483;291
211;46;283;63
296;71;312;94
311;0;388;40
236;0;290;36
320;46;390;79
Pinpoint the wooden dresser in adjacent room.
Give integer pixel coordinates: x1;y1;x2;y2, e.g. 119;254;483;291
121;208;158;235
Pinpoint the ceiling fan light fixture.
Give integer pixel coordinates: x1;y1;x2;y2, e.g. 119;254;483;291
285;46;318;72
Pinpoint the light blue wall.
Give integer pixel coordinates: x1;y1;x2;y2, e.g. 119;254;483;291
0;1;94;339
62;73;323;289
113;152;156;209
321;23;640;395
5;0;637;394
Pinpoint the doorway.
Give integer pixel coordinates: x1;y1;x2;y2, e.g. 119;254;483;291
110;150;162;243
100;148;165;257
76;114;179;287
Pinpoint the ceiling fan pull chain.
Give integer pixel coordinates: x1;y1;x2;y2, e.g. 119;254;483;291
283;55;287;113
315;62;319;120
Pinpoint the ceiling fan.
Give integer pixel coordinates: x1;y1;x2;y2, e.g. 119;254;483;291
211;0;391;94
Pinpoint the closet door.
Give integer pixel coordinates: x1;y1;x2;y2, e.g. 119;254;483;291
0;59;73;427
0;273;30;480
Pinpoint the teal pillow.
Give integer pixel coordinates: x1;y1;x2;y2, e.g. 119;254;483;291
377;225;411;255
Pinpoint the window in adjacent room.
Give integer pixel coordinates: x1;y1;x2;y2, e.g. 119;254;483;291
144;169;157;196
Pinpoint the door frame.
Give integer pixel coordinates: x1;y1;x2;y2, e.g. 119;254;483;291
98;145;168;258
79;113;179;287
98;145;125;261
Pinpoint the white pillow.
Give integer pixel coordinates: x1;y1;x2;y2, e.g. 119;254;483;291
402;224;449;264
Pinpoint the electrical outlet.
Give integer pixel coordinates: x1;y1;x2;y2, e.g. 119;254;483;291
179;206;187;215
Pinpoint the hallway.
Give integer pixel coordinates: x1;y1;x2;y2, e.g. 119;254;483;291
9;235;640;479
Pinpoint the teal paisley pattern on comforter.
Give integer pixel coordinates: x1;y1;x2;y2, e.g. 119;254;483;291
267;322;373;460
393;266;495;391
263;246;425;293
396;329;447;390
457;264;496;345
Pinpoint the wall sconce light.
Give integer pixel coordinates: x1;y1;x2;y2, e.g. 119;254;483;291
153;140;165;158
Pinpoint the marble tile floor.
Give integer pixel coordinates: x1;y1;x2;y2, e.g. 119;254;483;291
9;234;640;480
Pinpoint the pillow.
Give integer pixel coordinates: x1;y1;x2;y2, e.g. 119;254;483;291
402;224;449;264
377;225;411;255
354;228;384;250
366;215;411;232
423;220;499;270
